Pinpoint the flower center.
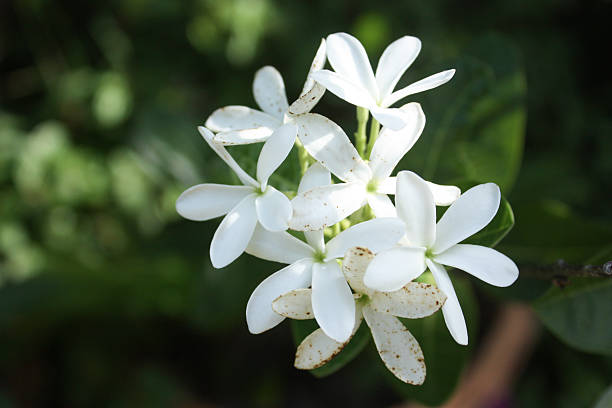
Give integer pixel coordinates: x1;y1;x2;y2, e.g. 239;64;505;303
356;293;371;305
366;179;379;193
256;184;268;196
282;112;294;124
313;250;326;263
425;248;434;259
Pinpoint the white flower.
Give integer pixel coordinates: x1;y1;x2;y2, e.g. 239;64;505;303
175;126;297;268
245;163;405;342
364;171;519;345
311;32;455;130
289;103;460;231
205;40;327;145
276;247;445;384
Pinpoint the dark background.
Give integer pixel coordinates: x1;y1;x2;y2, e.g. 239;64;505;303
1;0;611;407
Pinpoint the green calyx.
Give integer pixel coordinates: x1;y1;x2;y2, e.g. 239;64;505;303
356;293;371;305
366;179;379;193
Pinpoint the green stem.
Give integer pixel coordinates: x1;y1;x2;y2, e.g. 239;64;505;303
295;138;309;176
354;107;369;158
365;117;380;159
333;222;341;236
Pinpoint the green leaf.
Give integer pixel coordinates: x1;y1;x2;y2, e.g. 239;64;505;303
594;385;612;408
290;319;370;378
499;200;612;264
533;277;612;356
388;273;478;406
464;196;514;247
403;34;526;194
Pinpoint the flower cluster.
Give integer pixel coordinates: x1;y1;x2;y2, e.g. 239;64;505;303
176;33;519;384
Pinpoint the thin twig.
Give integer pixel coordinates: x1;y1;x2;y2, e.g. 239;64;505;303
519;260;612;285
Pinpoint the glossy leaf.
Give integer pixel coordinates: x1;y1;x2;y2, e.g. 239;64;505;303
533;277;612;356
402;34;526;193
499;200;612;265
594;385;612;408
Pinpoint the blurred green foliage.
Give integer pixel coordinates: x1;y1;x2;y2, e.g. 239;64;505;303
534;277;612;356
1;0;611;407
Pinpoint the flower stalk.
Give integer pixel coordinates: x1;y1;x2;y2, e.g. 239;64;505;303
295;137;310;176
355;106;369;158
365;117;380;159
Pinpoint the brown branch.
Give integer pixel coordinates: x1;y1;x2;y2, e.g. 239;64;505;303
519;260;612;286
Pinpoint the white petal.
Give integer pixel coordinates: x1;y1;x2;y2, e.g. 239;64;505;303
369;103;425;180
289;82;326;116
301;39;327;95
381;178;458;206
292;113;371;182
210;194;258;268
176;184;254;221
370;282;446;318
289;182;367;231
362;306;426;385
289;39;327;115
212;128;274;145
246;224;314;264
426;181;461;206
304;230;325;253
375;36;421;100
363;247;427;292
426;259;468;345
433;244;519;287
256;123;297;188
255;186;292;232
432;183;501;254
376;177;396;194
395;171;436;247
246;258;313;334
205;105;280;133
383;69;456;107
369;106;409;131
294;307;363;370
312;260;355;342
310;70;374;108
326;32;378;98
325;217;405;260
252;66;289;119
366;193;397;218
198;126;258;187
342;246;375;295
272;288;314;319
297;162;331;194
